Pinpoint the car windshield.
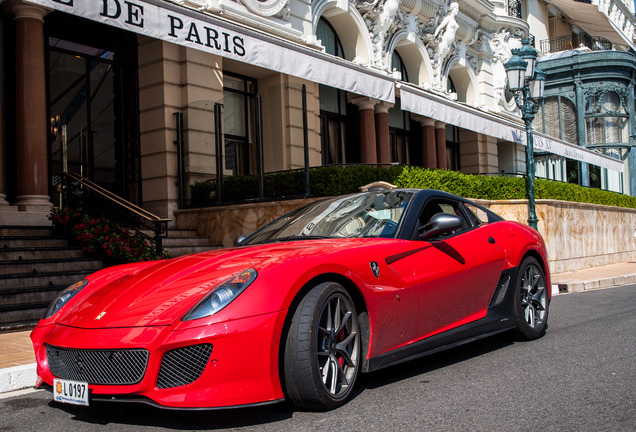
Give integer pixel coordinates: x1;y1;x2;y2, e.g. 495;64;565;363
244;190;414;245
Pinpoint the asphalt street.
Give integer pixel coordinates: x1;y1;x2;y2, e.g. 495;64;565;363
2;285;634;432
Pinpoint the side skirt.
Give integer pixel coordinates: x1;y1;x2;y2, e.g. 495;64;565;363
367;267;519;372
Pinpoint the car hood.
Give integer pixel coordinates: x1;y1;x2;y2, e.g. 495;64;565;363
54;239;383;329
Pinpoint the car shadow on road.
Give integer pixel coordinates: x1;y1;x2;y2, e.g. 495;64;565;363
42;333;515;429
354;332;514;391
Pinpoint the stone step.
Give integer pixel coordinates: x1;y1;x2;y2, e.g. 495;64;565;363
0;271;93;289
139;228;199;238
0;258;103;276
0;247;84;261
162;236;211;247
0;226;53;237
0;237;68;249
0;301;48;326
164;245;221;257
0;285;63;308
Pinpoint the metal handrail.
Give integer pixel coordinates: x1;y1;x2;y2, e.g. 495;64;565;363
59;171;171;254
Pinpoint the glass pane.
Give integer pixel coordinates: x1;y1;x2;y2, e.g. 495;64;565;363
223;91;246;136
90;61;117;187
319;84;340;113
49;51;88;176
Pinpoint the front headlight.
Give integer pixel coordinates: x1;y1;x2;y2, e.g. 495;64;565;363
43;279;88;319
182;269;258;321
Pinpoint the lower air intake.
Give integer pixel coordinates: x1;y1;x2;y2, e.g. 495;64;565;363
46;344;149;385
156;343;213;389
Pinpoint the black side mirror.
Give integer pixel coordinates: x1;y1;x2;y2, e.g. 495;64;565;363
419;213;463;240
235;235;247;246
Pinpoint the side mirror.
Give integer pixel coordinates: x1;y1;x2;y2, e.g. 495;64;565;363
419;213;463;240
235;235;247;246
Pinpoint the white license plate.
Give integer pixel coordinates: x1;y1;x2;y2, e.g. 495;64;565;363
53;378;89;406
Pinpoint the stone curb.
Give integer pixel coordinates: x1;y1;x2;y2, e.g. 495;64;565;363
554;273;636;293
0;363;36;394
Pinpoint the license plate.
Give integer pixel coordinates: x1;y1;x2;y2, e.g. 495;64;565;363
53;378;89;406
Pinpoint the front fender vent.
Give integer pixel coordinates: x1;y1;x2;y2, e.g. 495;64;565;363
157;343;213;389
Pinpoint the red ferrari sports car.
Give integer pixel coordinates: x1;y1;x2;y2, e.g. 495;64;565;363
31;188;550;410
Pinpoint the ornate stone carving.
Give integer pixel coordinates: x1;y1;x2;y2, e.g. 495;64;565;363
355;0;407;70
239;0;290;18
489;28;523;112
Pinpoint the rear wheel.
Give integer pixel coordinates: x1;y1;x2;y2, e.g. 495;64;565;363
513;257;549;340
283;282;360;410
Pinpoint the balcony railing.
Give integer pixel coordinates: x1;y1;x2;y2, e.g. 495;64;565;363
540;34;612;54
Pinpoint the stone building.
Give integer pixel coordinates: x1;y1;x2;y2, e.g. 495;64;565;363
0;0;633;226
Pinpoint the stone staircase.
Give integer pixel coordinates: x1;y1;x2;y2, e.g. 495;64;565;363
143;228;221;257
0;226;103;331
0;226;221;331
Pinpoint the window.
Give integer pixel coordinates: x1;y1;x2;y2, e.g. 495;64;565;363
223;73;257;176
317;18;348;165
533;96;577;145
416;199;470;239
391;51;409;82
388;98;410;164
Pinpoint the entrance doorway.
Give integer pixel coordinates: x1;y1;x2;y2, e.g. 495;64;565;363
46;17;140;204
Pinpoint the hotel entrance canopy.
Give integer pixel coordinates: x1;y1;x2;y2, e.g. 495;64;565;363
27;0;395;103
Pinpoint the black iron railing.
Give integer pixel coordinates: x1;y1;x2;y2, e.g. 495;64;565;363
58;171;171;254
540;33;612;54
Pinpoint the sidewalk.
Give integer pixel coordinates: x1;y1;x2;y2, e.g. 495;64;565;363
1;261;635;395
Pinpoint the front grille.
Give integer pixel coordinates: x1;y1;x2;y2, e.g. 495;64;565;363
157;343;213;389
46;344;149;385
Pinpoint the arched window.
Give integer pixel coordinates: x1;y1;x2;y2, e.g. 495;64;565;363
391;51;409;82
585;90;628;148
317;18;349;165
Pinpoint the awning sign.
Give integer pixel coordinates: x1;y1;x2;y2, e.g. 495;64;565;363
27;0;395;102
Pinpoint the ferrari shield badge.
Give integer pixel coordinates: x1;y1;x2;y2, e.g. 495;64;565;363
370;261;380;278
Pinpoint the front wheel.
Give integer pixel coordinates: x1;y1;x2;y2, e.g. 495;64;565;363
283;282;360;410
513;257;549;340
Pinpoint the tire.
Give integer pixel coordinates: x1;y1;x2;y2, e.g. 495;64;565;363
283;282;361;410
513;257;549;340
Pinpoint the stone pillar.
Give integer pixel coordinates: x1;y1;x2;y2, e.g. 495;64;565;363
416;117;437;168
374;102;392;164
12;1;50;210
459;130;499;174
435;121;447;170
351;97;378;164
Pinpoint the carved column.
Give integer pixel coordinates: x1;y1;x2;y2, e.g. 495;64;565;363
12;1;50;209
416;117;437;168
351;97;378;164
435;121;447;170
374;102;392;164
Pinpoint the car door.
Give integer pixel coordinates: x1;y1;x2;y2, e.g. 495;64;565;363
414;198;506;339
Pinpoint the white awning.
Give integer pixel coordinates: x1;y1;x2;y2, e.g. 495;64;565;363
27;0;395;103
399;84;624;172
546;0;636;50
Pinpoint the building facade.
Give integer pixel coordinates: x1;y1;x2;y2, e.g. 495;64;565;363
0;0;634;226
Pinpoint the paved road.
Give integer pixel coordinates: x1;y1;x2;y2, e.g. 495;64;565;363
2;285;635;432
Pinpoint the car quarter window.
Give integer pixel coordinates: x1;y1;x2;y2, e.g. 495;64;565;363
463;202;489;225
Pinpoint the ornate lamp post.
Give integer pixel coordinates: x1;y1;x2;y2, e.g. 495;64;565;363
504;38;545;230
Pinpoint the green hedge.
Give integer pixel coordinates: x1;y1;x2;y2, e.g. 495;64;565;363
395;166;636;209
190;165;636;209
190;165;406;205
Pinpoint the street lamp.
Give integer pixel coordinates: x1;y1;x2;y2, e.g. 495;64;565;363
504;38;545;230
